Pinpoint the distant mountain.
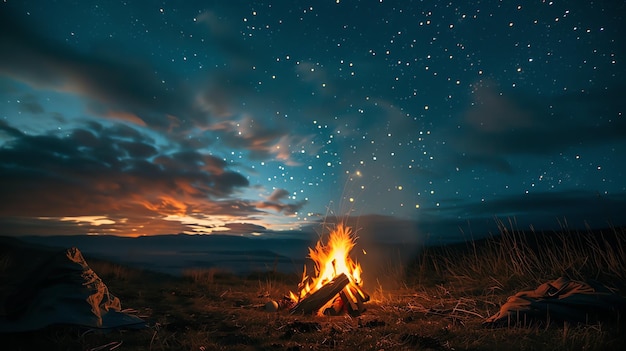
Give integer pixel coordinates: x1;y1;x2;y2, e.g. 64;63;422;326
12;234;314;276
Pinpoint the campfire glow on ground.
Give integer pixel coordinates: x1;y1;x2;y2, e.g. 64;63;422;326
289;223;369;315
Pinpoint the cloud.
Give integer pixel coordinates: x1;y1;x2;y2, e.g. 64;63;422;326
267;189;290;202
451;81;626;172
0;8;202;130
257;200;308;217
0;7;320;233
422;189;626;235
248;188;306;216
0;117;314;235
206;116;316;165
466;191;626;221
0;120;252;226
222;222;267;235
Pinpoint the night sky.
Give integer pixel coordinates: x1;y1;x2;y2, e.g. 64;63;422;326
1;1;625;240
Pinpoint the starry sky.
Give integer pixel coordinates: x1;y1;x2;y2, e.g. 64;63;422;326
1;0;625;240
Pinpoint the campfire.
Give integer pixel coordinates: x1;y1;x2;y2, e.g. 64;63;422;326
288;222;370;316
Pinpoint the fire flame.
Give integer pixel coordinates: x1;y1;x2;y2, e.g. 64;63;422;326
289;222;363;303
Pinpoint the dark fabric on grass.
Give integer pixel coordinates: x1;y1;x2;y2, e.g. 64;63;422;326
0;247;145;332
485;277;626;326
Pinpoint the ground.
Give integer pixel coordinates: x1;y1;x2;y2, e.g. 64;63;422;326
2;266;625;351
2;226;626;350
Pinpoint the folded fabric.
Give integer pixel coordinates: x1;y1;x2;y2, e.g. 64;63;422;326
0;247;145;332
485;277;626;326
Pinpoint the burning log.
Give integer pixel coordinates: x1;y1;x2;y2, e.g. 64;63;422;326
339;288;358;314
345;284;370;316
333;283;370;316
290;273;349;315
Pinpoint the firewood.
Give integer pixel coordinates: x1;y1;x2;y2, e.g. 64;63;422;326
353;284;370;302
342;286;369;316
340;288;359;313
324;296;344;316
290;273;349;315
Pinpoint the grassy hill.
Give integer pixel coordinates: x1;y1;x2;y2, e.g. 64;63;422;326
1;224;625;350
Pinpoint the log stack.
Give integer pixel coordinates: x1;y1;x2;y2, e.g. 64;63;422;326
289;273;370;316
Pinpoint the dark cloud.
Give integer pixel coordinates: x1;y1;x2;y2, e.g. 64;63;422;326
423;190;626;236
257;199;308;216
222;222;267;235
0;120;23;138
258;188;307;216
267;189;290;202
116;140;159;159
0;120;250;219
0;217;88;236
451;82;626;172
0;8;202;130
154;150;227;174
468;191;625;222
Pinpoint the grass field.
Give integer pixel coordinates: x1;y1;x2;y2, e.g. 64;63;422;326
1;223;625;350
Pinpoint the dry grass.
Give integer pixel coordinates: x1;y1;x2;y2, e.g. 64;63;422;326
405;221;626;292
1;224;626;350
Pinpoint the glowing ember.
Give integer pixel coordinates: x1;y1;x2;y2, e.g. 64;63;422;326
289;222;366;314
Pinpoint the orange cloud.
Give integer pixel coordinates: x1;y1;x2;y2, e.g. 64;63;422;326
104;110;147;126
